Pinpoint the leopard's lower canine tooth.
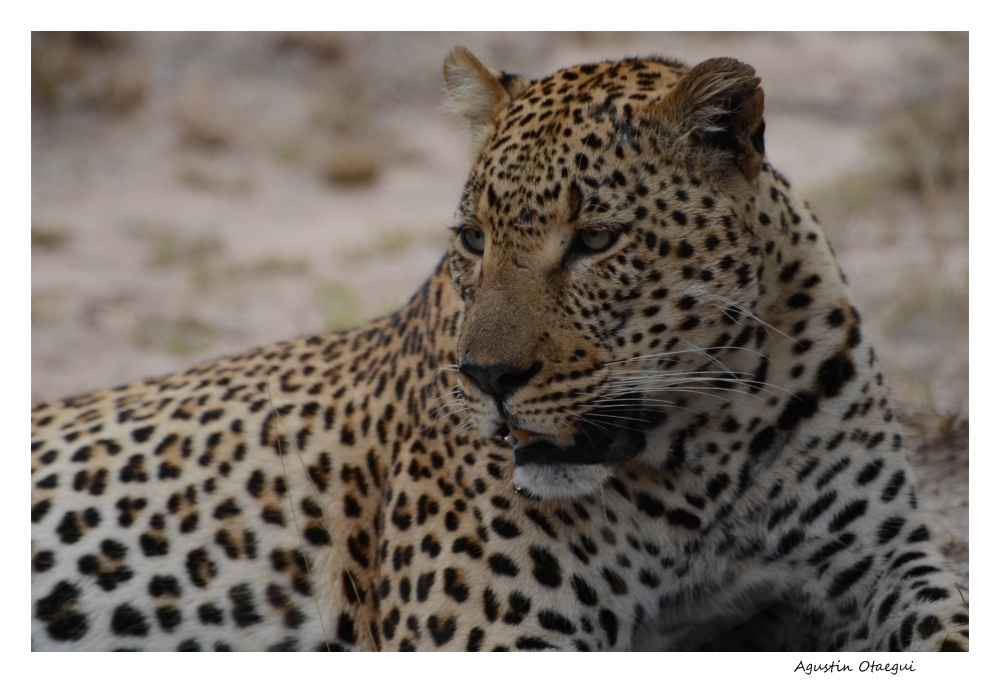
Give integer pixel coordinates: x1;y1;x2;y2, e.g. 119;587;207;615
511;429;533;443
555;432;575;445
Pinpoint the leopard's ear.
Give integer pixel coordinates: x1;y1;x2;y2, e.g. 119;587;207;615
652;57;765;181
444;46;530;152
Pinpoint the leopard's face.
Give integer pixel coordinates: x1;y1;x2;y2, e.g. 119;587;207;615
445;55;767;498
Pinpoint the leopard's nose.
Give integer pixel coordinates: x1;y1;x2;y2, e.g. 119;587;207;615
459;359;542;400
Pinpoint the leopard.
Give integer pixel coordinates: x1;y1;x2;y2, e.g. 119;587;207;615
31;47;969;652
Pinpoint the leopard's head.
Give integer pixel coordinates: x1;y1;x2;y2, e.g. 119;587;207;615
443;47;768;498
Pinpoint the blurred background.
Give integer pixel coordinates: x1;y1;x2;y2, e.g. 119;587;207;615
31;32;968;577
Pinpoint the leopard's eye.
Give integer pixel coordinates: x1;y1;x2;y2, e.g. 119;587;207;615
461;227;486;255
579;229;614;252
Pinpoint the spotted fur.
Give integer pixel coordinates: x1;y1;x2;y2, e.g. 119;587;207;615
31;48;968;652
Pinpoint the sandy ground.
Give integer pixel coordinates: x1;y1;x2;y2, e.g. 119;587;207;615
31;32;968;587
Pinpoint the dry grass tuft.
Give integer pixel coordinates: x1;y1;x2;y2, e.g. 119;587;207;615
806;171;887;227
900;400;969;448
925;408;968;445
176;163;252;194
148;232;224;290
91;67;147;115
32;32;146;115
70;32;127;53
275;32;347;62
806;81;968;227
880;84;968;199
345;229;414;260
149;232;221;268
884;276;968;334
250;256;309;275
316;94;373;136
273;141;306;165
317;282;366;332
31;223;71;249
31;34;87;109
176;108;232;150
322;147;380;187
132;315;215;356
147;229;308;291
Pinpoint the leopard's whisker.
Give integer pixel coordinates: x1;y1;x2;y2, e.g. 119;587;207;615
707;292;798;346
601;345;771;366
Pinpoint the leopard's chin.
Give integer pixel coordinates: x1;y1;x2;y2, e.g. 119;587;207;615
506;403;675;499
511;461;612;500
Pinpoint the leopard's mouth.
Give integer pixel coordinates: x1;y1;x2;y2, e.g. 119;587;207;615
503;425;576;448
501;393;665;468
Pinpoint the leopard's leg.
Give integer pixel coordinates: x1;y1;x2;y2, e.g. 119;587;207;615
693;602;823;652
664;511;971;652
782;519;969;652
847;535;968;651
